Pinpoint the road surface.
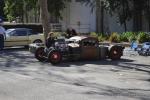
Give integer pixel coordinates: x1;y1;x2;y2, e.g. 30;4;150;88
0;47;150;100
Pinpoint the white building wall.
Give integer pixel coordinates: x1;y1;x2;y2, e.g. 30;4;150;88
61;0;96;33
60;0;133;34
107;14;133;33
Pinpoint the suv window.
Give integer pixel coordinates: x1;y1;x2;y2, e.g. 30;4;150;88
13;30;27;36
28;29;38;35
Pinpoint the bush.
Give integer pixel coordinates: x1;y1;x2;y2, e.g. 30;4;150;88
137;32;150;43
109;32;120;43
90;32;108;42
120;32;129;42
128;35;137;42
99;33;109;42
90;31;150;43
90;32;98;37
120;32;136;42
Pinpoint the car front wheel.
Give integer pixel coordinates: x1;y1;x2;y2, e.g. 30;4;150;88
48;50;62;65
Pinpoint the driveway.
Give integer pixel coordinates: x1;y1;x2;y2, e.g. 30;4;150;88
0;47;150;100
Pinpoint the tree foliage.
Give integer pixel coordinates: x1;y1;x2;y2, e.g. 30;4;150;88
4;0;37;22
3;0;71;22
0;0;5;17
47;0;71;19
106;0;132;31
81;0;150;32
3;0;150;32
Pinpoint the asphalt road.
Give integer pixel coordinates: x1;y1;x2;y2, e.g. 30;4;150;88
0;47;150;100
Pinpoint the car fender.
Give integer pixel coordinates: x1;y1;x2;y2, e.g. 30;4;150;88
108;45;125;60
29;34;44;43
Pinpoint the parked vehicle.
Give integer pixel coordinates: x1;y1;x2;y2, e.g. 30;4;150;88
4;28;44;47
137;42;150;56
29;36;125;65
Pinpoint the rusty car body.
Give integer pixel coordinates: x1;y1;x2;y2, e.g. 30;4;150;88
29;36;125;64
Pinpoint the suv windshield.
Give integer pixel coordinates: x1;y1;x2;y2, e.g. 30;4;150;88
5;29;15;37
5;29;15;34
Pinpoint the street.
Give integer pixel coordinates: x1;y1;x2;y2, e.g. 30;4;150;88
0;47;150;100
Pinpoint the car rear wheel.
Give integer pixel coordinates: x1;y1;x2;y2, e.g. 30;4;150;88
35;47;46;62
48;50;62;65
109;46;124;60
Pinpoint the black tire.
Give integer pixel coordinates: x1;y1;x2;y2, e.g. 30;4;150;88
48;50;62;65
109;46;124;60
24;45;29;48
35;47;46;62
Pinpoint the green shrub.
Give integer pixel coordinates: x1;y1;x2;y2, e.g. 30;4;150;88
128;35;137;42
109;32;120;43
90;32;98;37
137;32;150;43
98;33;107;42
90;32;108;42
120;32;136;42
119;32;129;42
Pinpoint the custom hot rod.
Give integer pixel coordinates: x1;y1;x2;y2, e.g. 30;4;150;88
29;36;125;65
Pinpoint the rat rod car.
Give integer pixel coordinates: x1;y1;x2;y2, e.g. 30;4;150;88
29;36;125;65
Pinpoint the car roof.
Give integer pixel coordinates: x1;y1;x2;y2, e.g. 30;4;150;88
6;28;32;34
7;28;32;30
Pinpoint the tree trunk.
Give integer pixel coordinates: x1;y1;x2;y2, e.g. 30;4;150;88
122;0;127;32
147;0;150;31
96;0;104;33
96;0;100;33
39;0;50;40
133;0;143;32
124;22;127;32
100;1;104;34
25;11;28;23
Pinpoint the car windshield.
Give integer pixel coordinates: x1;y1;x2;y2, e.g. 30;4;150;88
6;29;15;34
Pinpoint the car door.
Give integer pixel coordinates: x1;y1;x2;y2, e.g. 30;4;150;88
5;29;28;47
27;29;38;43
81;38;99;60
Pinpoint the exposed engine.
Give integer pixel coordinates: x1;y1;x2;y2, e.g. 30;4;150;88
54;38;69;52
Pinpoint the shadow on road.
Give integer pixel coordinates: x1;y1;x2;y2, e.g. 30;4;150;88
0;48;150;74
55;58;150;74
0;47;34;68
0;48;150;100
4;46;28;51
